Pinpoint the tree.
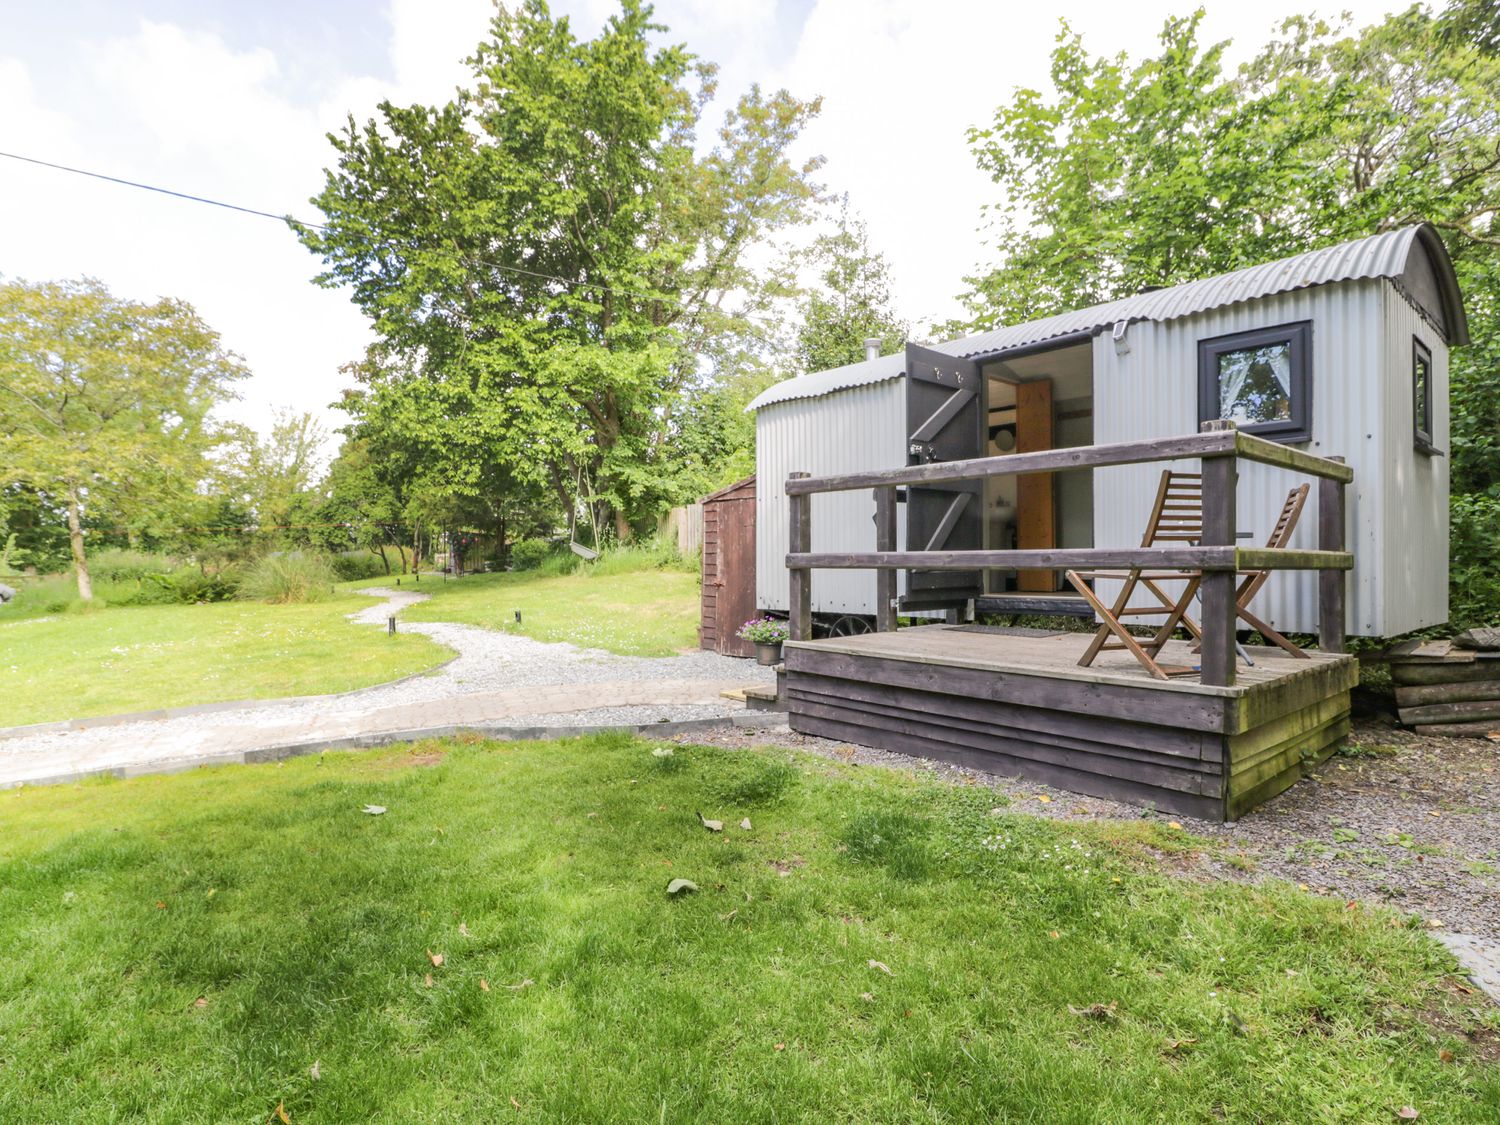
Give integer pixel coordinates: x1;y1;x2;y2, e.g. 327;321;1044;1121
957;2;1500;625
794;197;908;374
217;408;330;548
299;0;822;541
0;278;247;599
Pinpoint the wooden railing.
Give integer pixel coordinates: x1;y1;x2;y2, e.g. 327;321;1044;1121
785;429;1353;687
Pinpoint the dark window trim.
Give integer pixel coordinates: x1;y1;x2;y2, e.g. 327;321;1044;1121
1412;336;1438;456
1197;321;1312;445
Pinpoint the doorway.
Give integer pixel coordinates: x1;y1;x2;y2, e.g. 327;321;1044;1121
981;341;1094;595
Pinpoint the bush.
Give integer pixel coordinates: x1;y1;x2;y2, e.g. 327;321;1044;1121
239;552;338;604
509;538;555;571
1450;492;1500;630
87;548;176;584
330;550;389;582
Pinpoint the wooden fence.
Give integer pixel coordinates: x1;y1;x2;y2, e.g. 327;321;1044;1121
784;428;1353;688
660;503;704;555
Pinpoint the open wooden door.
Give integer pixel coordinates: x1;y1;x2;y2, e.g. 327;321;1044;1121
1016;378;1056;592
904;343;983;610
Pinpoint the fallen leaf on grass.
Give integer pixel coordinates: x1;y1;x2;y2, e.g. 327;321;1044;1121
860;992;875;1002
1167;821;1183;830
310;1060;320;1081
666;878;698;897
192;996;208;1010
1397;1108;1420;1120
459;922;470;937
362;805;387;816
1067;1001;1118;1021
480;979;490;992
1048;930;1060;940
1438;1048;1454;1063
698;811;724;833
424;974;434;988
511;1096;522;1110
272;1102;291;1124
1163;1037;1197;1053
503;979;534;990
720;909;738;922
740;818;752;831
428;949;444;967
1035;795;1051;803
868;960;892;975
774;1043;785;1051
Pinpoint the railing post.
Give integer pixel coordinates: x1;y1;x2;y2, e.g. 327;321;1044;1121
874;486;897;632
788;472;811;642
1318;457;1347;653
1200;452;1238;687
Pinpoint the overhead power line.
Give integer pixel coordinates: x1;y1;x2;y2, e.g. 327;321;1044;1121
0;148;787;328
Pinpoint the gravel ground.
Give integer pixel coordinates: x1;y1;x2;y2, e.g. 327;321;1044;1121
0;587;772;764
675;711;1500;942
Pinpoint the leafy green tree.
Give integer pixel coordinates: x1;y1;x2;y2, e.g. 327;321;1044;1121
958;4;1500;627
0;278;247;598
298;0;821;541
217;409;330;548
795;197;908;374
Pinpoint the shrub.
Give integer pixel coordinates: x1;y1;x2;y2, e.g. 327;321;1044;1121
87;548;176;584
1450;492;1500;630
239;552;338;604
330;550;389;582
509;538;555;571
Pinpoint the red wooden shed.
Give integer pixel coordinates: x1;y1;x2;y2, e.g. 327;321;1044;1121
699;475;756;657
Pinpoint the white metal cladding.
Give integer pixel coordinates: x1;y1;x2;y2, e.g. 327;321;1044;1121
755;379;911;615
1378;283;1449;633
1091;279;1398;637
748;225;1452;412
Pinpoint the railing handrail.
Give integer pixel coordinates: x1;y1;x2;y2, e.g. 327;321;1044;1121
784;430;1352;496
782;427;1352;687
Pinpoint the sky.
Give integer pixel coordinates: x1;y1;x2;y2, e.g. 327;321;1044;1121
1;0;1404;438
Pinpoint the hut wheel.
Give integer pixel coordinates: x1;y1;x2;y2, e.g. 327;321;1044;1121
827;614;874;637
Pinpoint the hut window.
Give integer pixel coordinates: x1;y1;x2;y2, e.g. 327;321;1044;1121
1197;322;1311;444
1413;338;1435;453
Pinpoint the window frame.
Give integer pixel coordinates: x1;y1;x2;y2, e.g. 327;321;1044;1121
1196;321;1313;445
1412;336;1437;455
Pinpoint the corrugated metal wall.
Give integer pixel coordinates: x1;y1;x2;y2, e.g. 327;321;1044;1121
756;379;908;614
1093;279;1400;636
754;277;1450;636
1379;284;1450;633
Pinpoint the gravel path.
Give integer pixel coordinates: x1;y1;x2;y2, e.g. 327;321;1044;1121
679;713;1500;942
0;586;772;786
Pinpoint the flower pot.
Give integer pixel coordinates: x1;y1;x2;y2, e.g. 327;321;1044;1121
755;641;783;666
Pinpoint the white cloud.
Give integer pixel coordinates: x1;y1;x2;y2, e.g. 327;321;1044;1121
0;0;1406;443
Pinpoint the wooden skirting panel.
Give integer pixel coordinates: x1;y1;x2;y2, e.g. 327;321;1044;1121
786;646;1351;821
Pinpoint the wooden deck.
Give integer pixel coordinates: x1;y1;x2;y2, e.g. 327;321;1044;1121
783;625;1357;821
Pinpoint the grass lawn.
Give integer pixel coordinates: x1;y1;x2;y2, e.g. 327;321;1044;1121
3;735;1495;1122
389;563;700;656
0;594;448;728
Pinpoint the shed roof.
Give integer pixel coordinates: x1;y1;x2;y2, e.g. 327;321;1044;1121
748;224;1467;411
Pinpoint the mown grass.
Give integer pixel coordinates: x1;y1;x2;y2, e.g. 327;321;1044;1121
0;594;447;727
2;735;1495;1122
388;553;699;656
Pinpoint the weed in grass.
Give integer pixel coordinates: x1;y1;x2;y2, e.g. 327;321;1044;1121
1339;741;1401;759
840;808;934;880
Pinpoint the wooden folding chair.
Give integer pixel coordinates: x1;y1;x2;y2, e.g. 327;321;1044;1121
1064;470;1206;681
1190;483;1312;660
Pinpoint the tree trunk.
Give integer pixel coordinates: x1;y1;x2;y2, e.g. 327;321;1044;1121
66;489;93;601
376;543;391;575
613;508;631;544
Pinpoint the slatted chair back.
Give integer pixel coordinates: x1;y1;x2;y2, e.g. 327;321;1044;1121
1139;470;1204;547
1236;484;1310;604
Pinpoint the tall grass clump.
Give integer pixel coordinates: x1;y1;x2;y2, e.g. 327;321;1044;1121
239;552;337;604
330;549;390;582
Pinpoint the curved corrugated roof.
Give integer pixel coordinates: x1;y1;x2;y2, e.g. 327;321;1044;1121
748;224;1465;411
